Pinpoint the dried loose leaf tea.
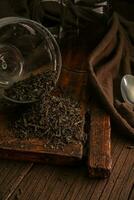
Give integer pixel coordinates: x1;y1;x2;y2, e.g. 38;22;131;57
5;71;55;102
9;93;85;150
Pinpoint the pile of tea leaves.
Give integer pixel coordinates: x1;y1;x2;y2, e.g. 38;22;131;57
9;93;85;149
5;71;55;102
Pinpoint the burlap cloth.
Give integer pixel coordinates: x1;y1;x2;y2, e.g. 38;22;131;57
0;0;134;139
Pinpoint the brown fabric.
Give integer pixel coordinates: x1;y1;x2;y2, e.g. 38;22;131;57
88;13;134;138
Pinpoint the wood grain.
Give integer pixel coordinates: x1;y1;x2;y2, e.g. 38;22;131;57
0;132;133;200
0;160;33;200
88;101;112;178
0;114;83;165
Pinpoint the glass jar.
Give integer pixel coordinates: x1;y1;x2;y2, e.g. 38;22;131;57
0;16;62;110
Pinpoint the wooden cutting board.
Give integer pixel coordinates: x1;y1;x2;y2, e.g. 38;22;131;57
0;114;84;165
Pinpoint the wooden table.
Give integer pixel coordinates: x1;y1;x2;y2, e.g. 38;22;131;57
0;129;133;200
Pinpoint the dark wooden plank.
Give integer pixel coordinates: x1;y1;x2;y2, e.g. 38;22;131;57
8;165;55;200
0;160;18;185
64;180;97;200
0;141;83;165
0;114;83;165
59;140;116;200
8;165;95;200
119;162;134;200
42;167;81;200
73;137;119;200
44;171;76;200
108;148;134;200
96;144;131;200
51;170;94;200
0;160;33;200
6;134;130;200
88;101;112;178
0;132;132;200
86;134;125;200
